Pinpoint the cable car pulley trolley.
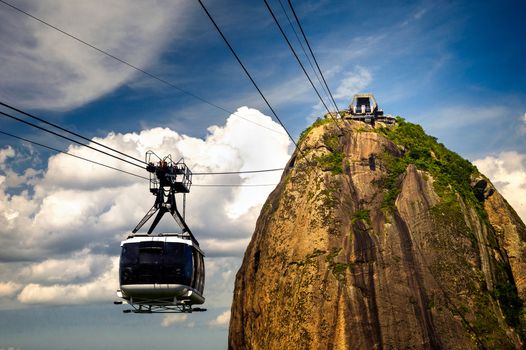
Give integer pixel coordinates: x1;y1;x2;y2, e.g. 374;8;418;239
115;151;205;313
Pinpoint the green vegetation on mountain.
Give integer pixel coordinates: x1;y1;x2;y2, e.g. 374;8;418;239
377;117;481;211
298;117;333;143
378;117;525;337
317;133;344;175
351;209;371;225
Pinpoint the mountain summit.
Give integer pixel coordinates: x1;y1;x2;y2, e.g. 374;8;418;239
228;118;526;349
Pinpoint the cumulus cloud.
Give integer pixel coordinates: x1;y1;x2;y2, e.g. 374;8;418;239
161;314;188;327
17;256;118;304
0;281;22;298
19;251;110;284
203;257;239;308
0;0;190;110
0;107;290;306
201;238;250;258
474;151;526;222
208;310;231;328
2;168;41;188
0;146;15;165
334;66;372;101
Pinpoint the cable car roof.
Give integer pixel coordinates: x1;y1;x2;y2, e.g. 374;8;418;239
121;233;205;255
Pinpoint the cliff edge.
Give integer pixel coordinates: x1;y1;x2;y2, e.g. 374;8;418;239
228;118;526;349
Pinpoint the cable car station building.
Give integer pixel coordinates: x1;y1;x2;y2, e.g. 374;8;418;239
345;93;395;124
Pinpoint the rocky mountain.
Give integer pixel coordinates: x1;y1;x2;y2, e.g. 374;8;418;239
228;118;526;349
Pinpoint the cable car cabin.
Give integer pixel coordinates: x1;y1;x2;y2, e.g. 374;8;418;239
118;233;205;310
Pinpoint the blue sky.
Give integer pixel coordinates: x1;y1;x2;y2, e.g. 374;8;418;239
1;0;526;349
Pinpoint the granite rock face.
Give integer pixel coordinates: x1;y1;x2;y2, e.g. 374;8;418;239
228;120;526;349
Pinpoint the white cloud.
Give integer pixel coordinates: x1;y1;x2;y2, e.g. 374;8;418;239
201;238;250;258
334;66;372;101
161;314;188;327
400;6;430;27
203;257;240;308
19;251;110;284
339;35;387;62
414;8;428;20
308;65;373;119
208;310;231;328
474;151;526;222
0;107;290;306
0;0;190;110
0;281;22;298
17;257;119;304
0;146;15;165
2;168;41;188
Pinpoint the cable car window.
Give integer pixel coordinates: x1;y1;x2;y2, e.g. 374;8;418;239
120;244;139;265
198;253;205;293
164;243;193;286
189;247;196;288
138;241;163;265
163;243;186;265
183;248;193;283
195;252;200;290
197;251;202;292
357;97;370;107
190;249;204;293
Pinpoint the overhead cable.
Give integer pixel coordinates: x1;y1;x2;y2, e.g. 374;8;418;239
0;101;146;166
276;0;332;106
263;0;343;131
193;183;277;187
0;0;340;180
1;103;286;176
1;102;286;176
193;168;283;175
0;129;280;187
0;0;286;136
0;110;144;169
0;129;149;180
286;0;342;115
197;0;305;158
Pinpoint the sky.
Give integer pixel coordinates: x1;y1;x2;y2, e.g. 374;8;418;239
0;0;525;349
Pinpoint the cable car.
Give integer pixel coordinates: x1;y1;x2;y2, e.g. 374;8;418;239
118;233;205;310
116;152;206;313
